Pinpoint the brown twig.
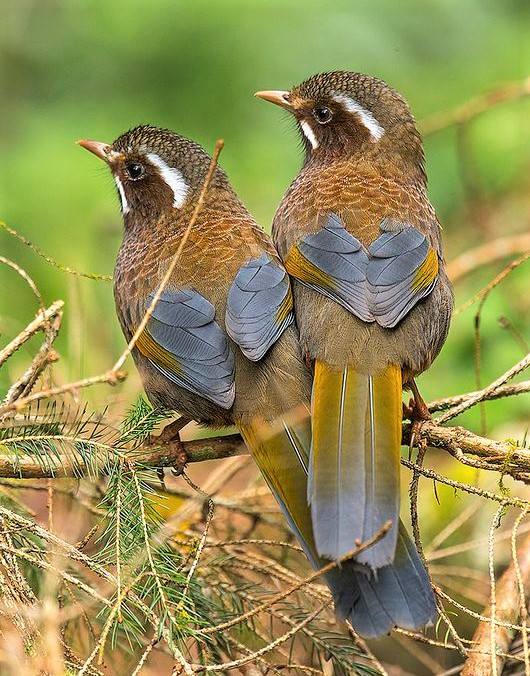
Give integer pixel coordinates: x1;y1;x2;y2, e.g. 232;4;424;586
455;252;530;317
436;351;530;424
0;412;529;485
0;221;112;282
447;233;530;282
461;528;530;675
0;301;63;369
3;312;61;406
197;521;392;638
112;139;224;375
428;380;530;413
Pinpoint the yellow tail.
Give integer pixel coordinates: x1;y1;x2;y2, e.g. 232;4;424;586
238;407;317;564
238;402;437;636
310;361;402;569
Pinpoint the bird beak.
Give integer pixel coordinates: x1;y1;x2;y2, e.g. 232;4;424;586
254;90;293;111
77;139;123;163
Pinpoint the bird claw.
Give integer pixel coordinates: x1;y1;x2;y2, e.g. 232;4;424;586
406;380;431;454
169;435;188;476
146;417;190;476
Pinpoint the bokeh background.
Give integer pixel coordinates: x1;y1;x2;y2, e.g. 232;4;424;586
1;2;530;672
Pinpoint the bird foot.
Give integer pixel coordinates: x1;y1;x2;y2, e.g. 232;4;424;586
147;417;190;476
405;380;431;452
169;435;188;476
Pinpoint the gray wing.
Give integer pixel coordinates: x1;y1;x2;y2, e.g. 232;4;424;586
226;253;294;361
137;289;235;409
284;213;372;322
285;214;439;328
367;225;439;328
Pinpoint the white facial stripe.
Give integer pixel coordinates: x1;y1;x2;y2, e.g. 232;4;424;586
114;176;129;214
147;153;189;208
332;94;385;141
300;120;319;149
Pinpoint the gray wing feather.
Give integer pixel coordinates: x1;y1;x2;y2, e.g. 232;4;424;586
226;254;293;361
297;213;372;322
290;216;438;328
367;228;438;328
146;289;235;408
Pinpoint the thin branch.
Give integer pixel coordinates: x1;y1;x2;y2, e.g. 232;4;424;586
190;601;331;673
461;524;530;675
3;312;61;406
447;233;530;282
436;351;530;424
0;301;63;369
0;221;112;282
197;521;391;637
428;380;530;413
112;139;224;374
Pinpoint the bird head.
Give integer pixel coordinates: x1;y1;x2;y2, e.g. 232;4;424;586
256;71;425;179
78;125;227;222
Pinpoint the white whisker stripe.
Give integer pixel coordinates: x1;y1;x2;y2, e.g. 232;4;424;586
114;176;129;214
300;120;319;149
333;94;385;141
147;153;189;208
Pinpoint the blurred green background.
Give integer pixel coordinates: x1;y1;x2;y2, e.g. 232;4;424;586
1;0;529;435
1;2;530;670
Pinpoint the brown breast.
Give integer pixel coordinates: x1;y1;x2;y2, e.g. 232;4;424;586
274;157;437;252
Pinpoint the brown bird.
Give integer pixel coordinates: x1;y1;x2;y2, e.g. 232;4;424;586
79;124;436;637
256;70;452;615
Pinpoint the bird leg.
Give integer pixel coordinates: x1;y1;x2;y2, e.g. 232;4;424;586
149;416;191;476
404;379;431;451
409;379;431;421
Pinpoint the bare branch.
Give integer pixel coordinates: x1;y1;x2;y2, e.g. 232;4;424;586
428;380;530;413
447;233;530;282
0;301;63;369
461;527;530;675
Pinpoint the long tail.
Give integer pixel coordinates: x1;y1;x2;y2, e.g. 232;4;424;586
239;410;436;638
239;408;318;567
329;524;437;638
309;361;402;569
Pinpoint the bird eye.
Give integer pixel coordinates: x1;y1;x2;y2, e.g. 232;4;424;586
312;106;333;124
125;162;144;180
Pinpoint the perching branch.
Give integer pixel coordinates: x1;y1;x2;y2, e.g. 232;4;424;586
0;409;528;482
0;433;244;479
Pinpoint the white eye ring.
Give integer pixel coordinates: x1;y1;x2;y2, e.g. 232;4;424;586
125;162;145;180
312;106;333;124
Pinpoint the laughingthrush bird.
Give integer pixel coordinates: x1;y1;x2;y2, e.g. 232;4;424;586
256;70;452;606
79;124;436;637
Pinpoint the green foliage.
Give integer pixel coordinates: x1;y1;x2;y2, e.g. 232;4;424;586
0;401;115;477
0;396;381;672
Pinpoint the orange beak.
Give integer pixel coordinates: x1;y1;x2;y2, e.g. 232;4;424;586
254;90;293;111
77;139;123;163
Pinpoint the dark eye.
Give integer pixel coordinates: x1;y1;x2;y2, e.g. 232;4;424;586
313;106;333;124
125;162;144;180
